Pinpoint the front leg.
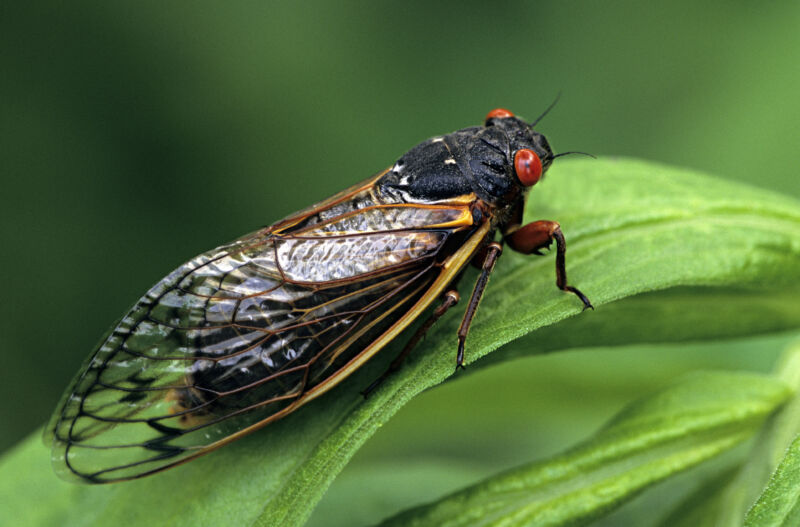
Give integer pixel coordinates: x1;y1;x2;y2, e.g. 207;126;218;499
506;220;593;310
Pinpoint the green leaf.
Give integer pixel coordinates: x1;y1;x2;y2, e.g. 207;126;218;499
657;341;800;527
2;158;800;527
309;334;798;527
743;343;800;526
745;434;800;526
376;371;791;527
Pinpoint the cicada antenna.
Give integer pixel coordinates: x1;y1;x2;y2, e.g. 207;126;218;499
552;151;596;159
530;92;562;128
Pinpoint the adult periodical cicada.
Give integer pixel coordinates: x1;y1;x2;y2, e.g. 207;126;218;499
46;106;593;483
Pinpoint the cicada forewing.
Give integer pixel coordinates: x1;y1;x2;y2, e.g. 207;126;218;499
46;173;486;483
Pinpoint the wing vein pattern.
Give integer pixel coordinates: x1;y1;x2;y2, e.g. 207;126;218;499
47;178;479;482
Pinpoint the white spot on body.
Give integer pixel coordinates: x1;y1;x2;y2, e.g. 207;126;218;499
444;158;456;165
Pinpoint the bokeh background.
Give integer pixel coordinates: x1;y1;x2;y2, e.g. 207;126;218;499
2;2;799;524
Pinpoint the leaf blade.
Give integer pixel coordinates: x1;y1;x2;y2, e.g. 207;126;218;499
377;372;791;527
745;434;800;526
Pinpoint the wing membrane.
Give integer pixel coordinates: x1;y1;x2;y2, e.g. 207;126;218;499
47;193;480;483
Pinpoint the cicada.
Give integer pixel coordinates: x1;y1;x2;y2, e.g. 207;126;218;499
46;107;592;483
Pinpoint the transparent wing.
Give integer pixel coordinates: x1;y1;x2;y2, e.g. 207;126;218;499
46;197;475;483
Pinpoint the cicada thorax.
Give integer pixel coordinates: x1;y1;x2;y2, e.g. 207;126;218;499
373;118;554;247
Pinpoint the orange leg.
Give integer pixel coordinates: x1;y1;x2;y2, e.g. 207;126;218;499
506;220;593;310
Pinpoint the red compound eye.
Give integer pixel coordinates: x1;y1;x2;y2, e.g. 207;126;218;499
514;148;542;187
485;108;514;124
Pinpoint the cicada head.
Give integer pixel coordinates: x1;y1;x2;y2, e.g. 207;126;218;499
481;108;557;196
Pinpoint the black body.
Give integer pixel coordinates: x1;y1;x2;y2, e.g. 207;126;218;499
379;116;554;211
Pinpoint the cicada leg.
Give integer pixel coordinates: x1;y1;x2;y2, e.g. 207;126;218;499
506;220;593;310
362;290;461;397
455;241;504;371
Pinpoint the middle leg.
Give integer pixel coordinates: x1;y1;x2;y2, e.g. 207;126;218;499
455;241;504;371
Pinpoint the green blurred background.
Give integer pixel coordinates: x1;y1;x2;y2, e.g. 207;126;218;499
2;1;799;523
